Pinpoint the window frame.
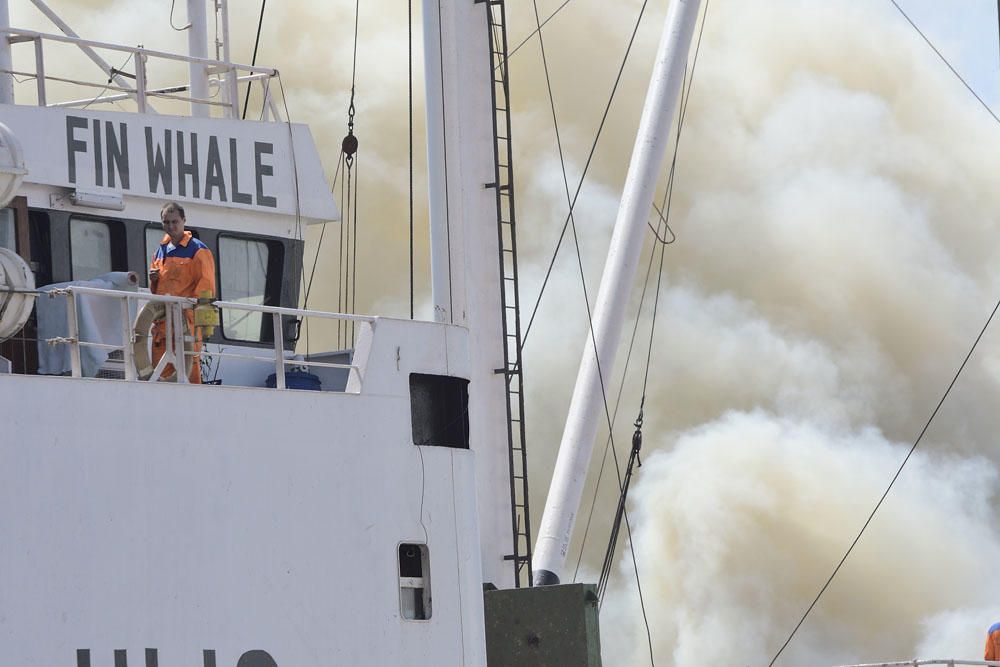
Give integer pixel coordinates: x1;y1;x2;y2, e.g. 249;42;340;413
216;232;284;344
67;214;127;281
0;196;30;259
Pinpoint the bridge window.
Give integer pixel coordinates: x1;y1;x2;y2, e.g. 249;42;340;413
144;225;164;280
69;217;125;281
219;234;273;342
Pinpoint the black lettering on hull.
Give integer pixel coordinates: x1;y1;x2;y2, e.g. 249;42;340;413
145;128;173;195
66;115;88;184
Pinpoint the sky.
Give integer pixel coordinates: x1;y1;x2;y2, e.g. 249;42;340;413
8;1;1000;665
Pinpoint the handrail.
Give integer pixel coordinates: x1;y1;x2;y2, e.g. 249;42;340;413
211;300;376;323
9;285;369;390
836;660;1000;666
0;27;276;74
49;72;273;109
0;26;279;118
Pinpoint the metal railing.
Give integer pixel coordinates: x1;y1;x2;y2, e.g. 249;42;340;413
2;285;370;390
0;26;279;118
836;660;1000;666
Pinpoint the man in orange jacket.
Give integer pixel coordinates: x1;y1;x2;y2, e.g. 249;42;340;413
986;621;1000;662
148;201;216;383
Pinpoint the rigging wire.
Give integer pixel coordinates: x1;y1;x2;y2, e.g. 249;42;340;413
889;0;1000;126
81;51;134;110
338;151;347;347
342;163;353;347
506;0;575;64
648;203;676;245
571;220;660;583
528;0;706;661
342;2;360;345
408;0;415;320
435;0;455;322
591;63;692;600
769;5;1000;663
591;5;709;658
513;0;653;372
276;75;304;243
169;0;191;31
768;298;1000;666
242;0;266;120
303;151;346;307
351;153;360;346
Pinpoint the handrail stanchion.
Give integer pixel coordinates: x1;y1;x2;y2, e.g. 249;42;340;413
162;303;171;381
135;52;147;112
272;313;286;390
227;65;239;118
172;303;188;384
33;36;45;106
65;291;82;377
121;297;136;381
0;0;14;104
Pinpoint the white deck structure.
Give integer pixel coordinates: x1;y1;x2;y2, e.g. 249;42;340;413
0;1;517;664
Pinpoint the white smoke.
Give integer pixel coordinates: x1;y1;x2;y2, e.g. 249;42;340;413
568;1;1000;665
599;413;1000;665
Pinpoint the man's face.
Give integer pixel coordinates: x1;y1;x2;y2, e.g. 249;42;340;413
161;209;185;244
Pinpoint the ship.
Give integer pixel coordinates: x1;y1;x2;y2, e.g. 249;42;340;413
4;1;1000;666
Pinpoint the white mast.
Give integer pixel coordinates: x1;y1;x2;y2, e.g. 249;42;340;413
533;0;702;586
422;0;517;588
0;0;12;104
186;0;209;117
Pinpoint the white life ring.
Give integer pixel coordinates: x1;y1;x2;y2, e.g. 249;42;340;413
0;247;35;342
132;300;195;381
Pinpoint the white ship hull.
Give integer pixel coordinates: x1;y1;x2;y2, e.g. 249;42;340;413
1;318;488;665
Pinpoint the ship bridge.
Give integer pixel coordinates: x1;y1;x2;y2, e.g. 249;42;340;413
0;0;348;389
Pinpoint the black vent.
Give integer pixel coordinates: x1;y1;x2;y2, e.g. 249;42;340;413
409;373;470;449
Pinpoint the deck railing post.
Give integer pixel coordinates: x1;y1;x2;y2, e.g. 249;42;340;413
135;51;147;112
65;291;82;377
172;304;188;384
33;36;45;106
272;313;285;389
121;297;136;381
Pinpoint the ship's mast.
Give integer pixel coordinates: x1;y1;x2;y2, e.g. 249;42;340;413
422;0;517;588
0;0;13;104
533;0;703;586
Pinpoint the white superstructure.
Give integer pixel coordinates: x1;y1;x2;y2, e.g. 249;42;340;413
0;1;520;664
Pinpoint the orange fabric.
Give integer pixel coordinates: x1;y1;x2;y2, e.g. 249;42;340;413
150;231;216;299
987;626;1000;661
151;311;201;383
150;231;216;383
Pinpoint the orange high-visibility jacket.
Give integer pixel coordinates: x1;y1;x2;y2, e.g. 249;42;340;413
150;231;216;383
986;622;1000;661
150;231;216;299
